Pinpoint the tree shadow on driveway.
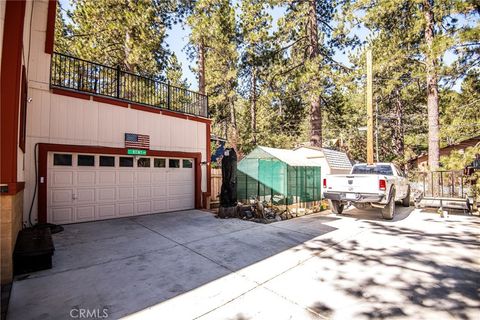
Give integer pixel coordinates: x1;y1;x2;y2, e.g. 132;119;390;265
294;212;480;319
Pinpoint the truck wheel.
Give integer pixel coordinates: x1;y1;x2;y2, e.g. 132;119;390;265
381;189;395;220
402;186;410;207
331;200;344;214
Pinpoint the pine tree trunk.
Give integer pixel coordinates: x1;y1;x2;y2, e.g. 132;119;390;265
250;67;257;145
230;97;237;132
223;121;228;142
308;0;322;147
229;95;240;156
124;30;132;72
424;0;440;170
198;42;206;95
310;96;322;147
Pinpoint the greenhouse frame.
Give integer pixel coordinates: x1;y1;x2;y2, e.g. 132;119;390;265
237;146;322;213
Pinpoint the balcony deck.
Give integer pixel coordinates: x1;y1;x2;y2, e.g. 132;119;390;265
50;52;208;118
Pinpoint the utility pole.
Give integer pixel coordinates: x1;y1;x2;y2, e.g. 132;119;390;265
375;98;379;162
366;50;374;164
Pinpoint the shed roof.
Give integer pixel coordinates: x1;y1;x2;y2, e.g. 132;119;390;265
294;146;352;169
249;146;322;167
322;148;353;169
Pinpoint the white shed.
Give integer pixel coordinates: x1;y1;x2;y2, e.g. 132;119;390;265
294;147;353;175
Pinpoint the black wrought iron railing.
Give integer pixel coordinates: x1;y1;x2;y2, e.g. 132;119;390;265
50;52;208;118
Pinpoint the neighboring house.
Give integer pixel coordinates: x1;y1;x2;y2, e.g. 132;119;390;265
0;0;211;285
410;136;480;170
294;147;353;175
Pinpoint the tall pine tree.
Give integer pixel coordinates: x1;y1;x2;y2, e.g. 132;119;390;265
188;0;239;150
239;0;273;147
63;0;175;78
270;0;350;147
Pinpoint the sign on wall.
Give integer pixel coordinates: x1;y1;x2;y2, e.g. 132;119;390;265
127;149;147;155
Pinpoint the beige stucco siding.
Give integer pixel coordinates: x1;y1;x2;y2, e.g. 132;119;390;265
26;86;207;154
27;0;50;86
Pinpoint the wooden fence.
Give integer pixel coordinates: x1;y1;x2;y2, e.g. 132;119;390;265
210;168;222;207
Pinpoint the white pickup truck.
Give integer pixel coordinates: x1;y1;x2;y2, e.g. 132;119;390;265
323;163;410;220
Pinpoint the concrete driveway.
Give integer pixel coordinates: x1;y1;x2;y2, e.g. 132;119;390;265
7;207;479;319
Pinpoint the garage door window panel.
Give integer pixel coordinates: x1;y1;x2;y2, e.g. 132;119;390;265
78;155;95;166
154;158;166;168
169;159;180;168
100;156;115;167
138;158;151;168
182;159;193;168
120;157;134;167
54;154;72;166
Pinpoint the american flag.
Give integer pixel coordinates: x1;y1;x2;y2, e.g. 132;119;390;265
125;133;150;149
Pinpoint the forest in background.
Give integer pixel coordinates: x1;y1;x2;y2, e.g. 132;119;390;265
54;0;479;168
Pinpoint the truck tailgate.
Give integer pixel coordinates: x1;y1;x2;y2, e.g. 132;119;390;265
326;175;381;193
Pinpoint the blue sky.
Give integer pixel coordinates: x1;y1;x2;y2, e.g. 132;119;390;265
165;22;194;87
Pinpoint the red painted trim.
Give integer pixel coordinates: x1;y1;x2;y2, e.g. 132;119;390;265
195;159;202;210
19;66;28;152
37;143;202;223
45;0;57;54
93;96;128;108
0;182;25;196
131;103;160;114
160;109;188;120
38;145;48;223
160;110;212;124
51;88;91;100
206;122;212;194
200;123;212;208
189;116;212;125
1;0;26;185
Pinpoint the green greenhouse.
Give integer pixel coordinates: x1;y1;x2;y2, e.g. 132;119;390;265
237;146;322;211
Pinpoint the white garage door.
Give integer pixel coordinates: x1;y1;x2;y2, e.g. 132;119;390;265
47;153;195;224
